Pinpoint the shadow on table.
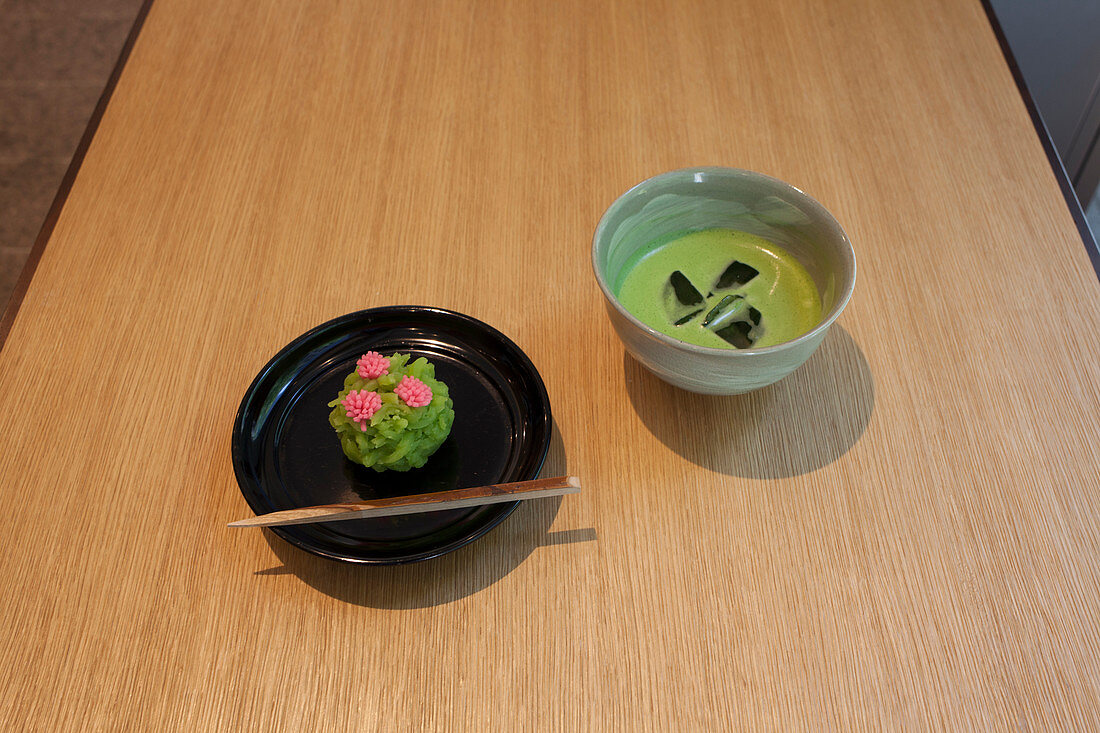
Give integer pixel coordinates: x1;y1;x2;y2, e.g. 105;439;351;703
256;423;592;608
623;325;874;478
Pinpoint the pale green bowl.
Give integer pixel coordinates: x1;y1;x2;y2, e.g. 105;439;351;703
592;167;856;395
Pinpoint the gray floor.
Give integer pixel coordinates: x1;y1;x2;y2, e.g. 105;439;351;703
0;1;1097;317
0;0;143;313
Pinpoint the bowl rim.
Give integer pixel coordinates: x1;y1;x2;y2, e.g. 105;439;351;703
591;166;857;357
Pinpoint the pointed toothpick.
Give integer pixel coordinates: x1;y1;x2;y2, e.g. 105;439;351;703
229;475;581;528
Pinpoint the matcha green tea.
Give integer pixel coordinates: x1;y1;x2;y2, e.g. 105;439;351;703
616;228;821;349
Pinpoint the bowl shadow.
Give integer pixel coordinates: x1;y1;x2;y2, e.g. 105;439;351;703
623;324;874;478
255;423;579;608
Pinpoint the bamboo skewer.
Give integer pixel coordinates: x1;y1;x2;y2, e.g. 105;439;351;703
228;475;581;528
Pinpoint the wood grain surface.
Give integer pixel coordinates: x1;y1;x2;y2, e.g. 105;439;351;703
1;0;1099;728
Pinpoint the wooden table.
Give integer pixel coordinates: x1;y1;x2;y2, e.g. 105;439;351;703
3;0;1099;728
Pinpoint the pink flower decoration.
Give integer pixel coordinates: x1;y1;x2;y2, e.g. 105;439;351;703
356;351;389;380
395;376;432;407
342;389;382;431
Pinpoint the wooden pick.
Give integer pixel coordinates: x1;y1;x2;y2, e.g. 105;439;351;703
228;475;581;528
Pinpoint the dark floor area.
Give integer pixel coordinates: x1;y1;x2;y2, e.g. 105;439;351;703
0;0;144;312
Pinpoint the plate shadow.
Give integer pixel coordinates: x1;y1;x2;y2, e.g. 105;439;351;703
256;422;574;608
623;325;874;478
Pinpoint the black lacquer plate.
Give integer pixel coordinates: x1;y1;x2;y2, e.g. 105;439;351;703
231;306;552;565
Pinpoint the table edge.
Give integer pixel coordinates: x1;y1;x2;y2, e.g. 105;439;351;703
0;0;1095;353
0;0;156;349
980;0;1100;279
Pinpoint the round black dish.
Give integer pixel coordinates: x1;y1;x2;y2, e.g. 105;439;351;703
231;306;552;564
